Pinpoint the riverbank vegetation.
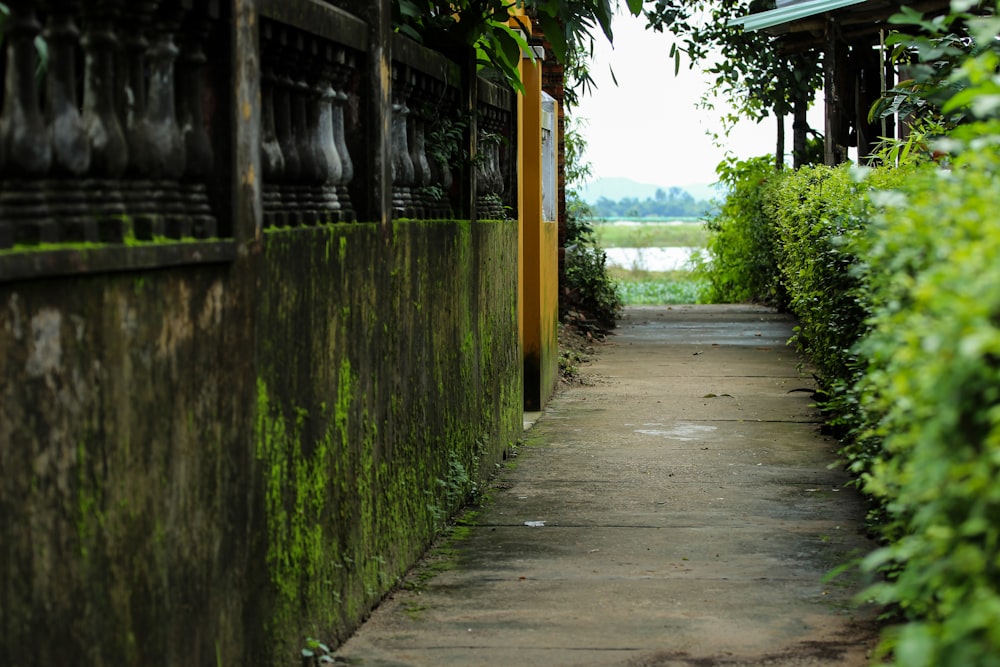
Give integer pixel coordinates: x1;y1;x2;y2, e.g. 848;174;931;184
595;222;708;305
589;189;717;220
593;220;709;248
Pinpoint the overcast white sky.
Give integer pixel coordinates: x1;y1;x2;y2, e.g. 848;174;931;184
571;11;822;189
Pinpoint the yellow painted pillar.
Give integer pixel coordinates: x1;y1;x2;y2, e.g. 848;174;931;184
513;14;559;411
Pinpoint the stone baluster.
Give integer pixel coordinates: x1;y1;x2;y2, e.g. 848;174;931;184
260;21;285;227
0;1;54;246
315;39;343;223
408;73;433;220
476;106;506;220
290;32;322;224
475;131;494;219
0;1;52;177
46;0;90;178
129;2;187;238
490;107;508;218
390;62;415;219
115;0;158;236
330;47;355;222
42;0;97;242
490;120;506;218
273;28;301;221
432;81;465;218
177;4;217;238
81;0;128;238
119;2;154;143
422;78;446;219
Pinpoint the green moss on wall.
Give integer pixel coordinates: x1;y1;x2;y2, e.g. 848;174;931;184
255;219;520;663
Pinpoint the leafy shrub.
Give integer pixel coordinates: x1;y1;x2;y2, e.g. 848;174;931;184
700;156;786;306
562;116;622;328
697;4;1000;662
851;146;1000;666
762;164;910;411
744;148;1000;664
763;165;866;381
563;240;622;328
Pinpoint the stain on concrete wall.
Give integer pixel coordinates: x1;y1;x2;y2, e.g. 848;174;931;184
0;219;520;666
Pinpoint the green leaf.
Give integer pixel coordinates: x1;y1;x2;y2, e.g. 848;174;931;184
398;0;422;18
492;21;528;67
537;12;567;63
594;0;614;42
625;0;644;16
396;23;423;42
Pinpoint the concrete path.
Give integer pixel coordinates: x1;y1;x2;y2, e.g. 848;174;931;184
334;305;880;666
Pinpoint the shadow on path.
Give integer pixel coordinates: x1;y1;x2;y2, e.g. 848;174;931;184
335;305;880;666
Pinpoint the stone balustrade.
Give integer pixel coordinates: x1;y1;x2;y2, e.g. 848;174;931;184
0;0;518;274
0;0;224;249
477;80;515;221
260;17;359;227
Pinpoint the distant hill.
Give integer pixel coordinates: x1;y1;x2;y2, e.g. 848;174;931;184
576;177;723;205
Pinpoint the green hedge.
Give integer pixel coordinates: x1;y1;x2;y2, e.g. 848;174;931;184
700;156;786;306
854;148;1000;666
702;144;1000;665
762;164;869;388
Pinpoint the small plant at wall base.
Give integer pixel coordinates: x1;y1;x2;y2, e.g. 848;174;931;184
300;637;334;666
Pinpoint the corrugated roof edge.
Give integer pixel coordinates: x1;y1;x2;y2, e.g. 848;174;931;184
728;0;868;31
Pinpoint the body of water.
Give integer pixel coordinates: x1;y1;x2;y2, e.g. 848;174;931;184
605;247;699;272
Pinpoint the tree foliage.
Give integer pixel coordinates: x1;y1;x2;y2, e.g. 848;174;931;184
590;188;715;218
646;1;815;115
871;0;1000;161
392;0;643;103
643;0;823;161
562;112;623;327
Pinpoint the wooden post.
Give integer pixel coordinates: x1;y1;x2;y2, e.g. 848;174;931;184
823;17;851;165
824;17;839;166
340;0;391;229
232;0;261;245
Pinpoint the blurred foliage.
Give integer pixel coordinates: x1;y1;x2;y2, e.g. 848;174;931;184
392;0;642;103
697;155;784;305
562;113;622;327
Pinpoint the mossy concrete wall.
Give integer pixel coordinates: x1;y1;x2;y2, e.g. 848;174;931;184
253;220;522;657
0;266;256;666
0;219;521;665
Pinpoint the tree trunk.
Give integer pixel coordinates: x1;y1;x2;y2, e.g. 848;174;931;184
792;95;808;168
775;112;785;171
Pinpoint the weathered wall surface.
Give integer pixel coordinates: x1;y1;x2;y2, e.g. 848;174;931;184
0;220;521;665
0;265;256;666
253;220;521;657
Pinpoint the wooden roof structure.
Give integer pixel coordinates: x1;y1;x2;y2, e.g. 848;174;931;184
731;0;951;164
